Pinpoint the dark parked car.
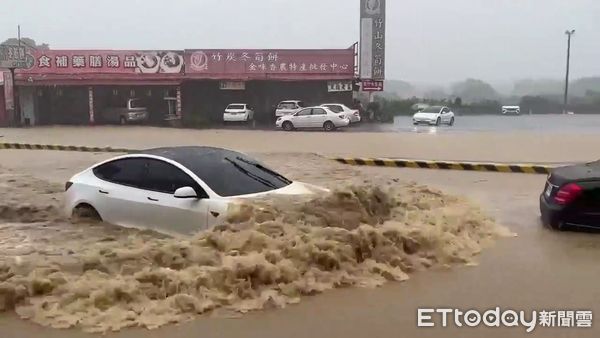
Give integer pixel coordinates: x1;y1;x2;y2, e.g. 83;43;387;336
100;98;149;125
540;161;600;230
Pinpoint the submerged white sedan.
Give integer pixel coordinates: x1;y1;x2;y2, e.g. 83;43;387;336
276;106;350;131
412;106;455;126
64;147;326;235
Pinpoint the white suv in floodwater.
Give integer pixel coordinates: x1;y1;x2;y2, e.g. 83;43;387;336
275;100;305;117
502;106;521;115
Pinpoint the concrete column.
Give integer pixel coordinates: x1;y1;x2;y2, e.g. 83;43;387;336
88;86;95;124
176;86;182;117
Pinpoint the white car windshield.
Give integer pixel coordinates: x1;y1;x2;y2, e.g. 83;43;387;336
141;147;292;197
421;106;442;113
227;104;245;110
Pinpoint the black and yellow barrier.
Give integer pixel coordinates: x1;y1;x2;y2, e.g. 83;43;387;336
0;143;133;153
332;158;553;175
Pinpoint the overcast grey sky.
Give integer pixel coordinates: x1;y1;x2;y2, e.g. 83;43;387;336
2;0;599;83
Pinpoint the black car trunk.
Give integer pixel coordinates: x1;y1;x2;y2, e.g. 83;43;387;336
549;161;600;186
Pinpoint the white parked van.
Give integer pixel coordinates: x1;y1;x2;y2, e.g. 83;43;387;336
275;100;305;117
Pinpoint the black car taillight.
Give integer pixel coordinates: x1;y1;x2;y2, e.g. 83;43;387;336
554;183;583;205
65;182;73;191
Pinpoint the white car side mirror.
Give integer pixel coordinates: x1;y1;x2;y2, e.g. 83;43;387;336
174;186;199;199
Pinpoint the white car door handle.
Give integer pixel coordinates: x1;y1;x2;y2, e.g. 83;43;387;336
147;197;159;202
99;190;109;195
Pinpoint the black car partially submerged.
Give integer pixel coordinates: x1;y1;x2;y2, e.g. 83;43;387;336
540;160;600;230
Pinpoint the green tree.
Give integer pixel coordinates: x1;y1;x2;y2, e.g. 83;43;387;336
1;37;49;49
451;79;498;103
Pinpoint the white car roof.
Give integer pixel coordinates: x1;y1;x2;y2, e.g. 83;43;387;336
227;103;247;106
280;100;302;103
321;103;346;107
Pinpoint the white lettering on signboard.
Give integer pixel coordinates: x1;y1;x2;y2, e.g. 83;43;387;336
211;52;222;62
220;81;246;90
240;52;251;61
328;81;353;92
89;55;102;68
72;55;86;68
226;52;236;62
124;55;136;68
38;55;51;68
107;55;120;68
360;0;385;80
55;56;68;68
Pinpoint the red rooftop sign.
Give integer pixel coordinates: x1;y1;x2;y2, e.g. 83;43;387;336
18;50;184;75
14;48;355;83
185;49;355;80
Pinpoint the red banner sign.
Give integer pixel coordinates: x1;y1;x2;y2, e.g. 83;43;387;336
185;49;354;79
18;50;184;74
14;49;356;83
362;80;384;91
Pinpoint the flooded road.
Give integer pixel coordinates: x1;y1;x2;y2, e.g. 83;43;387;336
1;127;600;337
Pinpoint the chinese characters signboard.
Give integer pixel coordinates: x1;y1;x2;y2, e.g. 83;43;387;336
0;45;32;69
14;49;355;82
360;0;386;80
328;81;353;92
362;80;384;92
185;49;354;79
18;50;184;74
220;81;246;90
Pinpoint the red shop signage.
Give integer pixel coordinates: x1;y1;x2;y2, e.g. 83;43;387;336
185;49;354;79
17;50;184;75
362;80;384;92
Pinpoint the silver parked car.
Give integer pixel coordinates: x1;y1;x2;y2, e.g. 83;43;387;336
101;98;149;125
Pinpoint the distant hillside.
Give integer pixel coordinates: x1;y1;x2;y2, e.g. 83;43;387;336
379;77;600;104
512;77;600;97
379;80;417;99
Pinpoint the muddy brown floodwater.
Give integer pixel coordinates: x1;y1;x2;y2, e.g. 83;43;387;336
1;127;600;338
0;154;511;334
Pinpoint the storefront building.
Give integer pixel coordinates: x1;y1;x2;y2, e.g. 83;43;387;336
6;46;356;127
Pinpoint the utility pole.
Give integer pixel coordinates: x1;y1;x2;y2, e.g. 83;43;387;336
563;29;575;115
